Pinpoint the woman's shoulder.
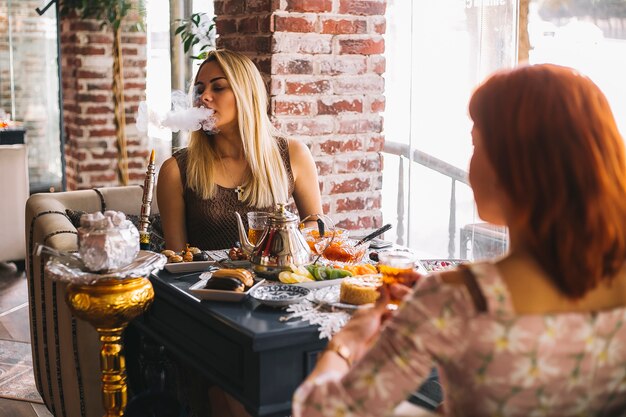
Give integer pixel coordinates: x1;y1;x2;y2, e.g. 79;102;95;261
286;137;308;152
272;135;299;155
158;155;182;178
172;147;188;159
272;135;302;149
157;155;185;195
161;148;188;169
284;136;304;146
415;261;504;314
283;137;314;163
159;150;189;185
168;147;189;170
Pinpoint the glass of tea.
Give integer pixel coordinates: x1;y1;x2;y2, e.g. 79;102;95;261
247;211;268;245
378;251;417;310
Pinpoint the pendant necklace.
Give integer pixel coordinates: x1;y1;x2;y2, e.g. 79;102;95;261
235;185;244;202
218;156;246;201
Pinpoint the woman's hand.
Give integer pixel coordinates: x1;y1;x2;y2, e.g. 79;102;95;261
343;271;420;342
331;300;389;363
377;271;420;321
388;282;413;300
305;301;388;381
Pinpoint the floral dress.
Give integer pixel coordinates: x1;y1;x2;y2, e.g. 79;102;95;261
292;262;626;417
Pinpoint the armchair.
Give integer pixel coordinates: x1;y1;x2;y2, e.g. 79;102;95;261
25;186;158;417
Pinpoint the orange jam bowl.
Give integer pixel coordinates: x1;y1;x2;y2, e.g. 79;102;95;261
318;238;368;264
301;227;349;254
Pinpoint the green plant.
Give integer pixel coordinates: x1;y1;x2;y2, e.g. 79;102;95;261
59;0;145;186
175;12;217;60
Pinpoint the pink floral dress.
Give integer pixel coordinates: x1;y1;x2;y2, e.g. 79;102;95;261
293;262;626;417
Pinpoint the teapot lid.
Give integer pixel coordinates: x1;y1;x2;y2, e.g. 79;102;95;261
269;203;298;223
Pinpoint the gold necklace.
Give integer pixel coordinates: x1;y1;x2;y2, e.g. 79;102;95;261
217;156;246;201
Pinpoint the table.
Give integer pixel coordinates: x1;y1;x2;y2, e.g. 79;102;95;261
130;270;327;417
129;269;442;417
0;127;26;145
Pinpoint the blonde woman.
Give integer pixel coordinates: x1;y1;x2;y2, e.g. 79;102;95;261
157;49;322;251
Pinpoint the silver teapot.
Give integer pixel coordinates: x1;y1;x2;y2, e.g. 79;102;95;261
235;203;311;279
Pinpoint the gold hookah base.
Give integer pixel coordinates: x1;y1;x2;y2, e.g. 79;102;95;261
66;277;154;417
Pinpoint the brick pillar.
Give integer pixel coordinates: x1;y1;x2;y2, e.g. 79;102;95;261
60;5;147;190
215;0;386;233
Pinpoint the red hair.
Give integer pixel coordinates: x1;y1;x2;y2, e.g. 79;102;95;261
469;64;626;299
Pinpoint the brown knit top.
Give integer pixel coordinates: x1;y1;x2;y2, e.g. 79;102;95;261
173;137;295;250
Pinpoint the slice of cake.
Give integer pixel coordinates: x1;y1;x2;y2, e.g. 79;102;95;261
340;274;383;305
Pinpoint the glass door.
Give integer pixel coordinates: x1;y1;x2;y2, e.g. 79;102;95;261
0;0;63;192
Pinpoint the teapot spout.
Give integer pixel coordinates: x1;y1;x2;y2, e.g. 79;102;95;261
234;212;255;255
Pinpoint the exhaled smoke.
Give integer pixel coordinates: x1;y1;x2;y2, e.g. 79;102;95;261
136;90;218;134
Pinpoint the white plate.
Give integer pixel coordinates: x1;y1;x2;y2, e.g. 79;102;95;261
218;259;252;269
291;278;345;289
249;284;310;308
164;261;217;274
311;285;371;310
419;259;464;273
164;248;253;274
188;278;265;302
204;249;252;268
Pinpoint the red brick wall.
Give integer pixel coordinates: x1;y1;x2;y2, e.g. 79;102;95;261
215;0;386;233
60;5;147;190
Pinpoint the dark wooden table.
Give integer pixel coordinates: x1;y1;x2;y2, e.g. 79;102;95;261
129;268;441;417
131;270;327;417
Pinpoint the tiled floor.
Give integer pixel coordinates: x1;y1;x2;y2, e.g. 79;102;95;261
0;262;52;417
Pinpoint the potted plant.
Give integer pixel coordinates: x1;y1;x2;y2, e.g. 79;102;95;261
175;12;217;61
59;0;144;185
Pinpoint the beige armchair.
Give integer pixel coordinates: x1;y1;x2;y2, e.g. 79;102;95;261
25;186;158;417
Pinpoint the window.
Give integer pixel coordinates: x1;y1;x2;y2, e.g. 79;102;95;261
145;0;214;164
527;0;626;134
383;0;518;260
145;0;173;166
0;1;62;192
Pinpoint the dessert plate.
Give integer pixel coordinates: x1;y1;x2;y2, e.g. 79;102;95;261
291;278;346;289
249;284;310;308
310;285;371;311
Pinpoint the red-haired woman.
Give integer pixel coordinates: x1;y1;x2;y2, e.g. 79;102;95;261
293;64;626;417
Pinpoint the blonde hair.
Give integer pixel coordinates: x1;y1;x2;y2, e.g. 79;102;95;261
186;49;289;207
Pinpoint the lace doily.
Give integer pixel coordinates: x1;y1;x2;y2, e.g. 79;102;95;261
280;288;353;340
